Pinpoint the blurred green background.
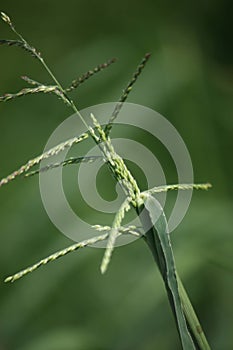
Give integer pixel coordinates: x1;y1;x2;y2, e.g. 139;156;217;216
0;1;232;349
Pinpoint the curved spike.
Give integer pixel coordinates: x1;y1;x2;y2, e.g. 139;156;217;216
0;133;88;187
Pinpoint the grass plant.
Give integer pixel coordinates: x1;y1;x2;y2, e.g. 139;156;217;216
0;12;212;350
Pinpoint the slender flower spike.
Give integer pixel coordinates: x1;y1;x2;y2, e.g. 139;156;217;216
145;183;212;196
66;58;117;92
21;75;42;86
0;133;88;187
0;85;56;102
0;39;41;58
1;12;12;26
105;53;151;136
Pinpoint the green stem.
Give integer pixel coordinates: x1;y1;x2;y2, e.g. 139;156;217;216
37;56;90;131
12;25;91;132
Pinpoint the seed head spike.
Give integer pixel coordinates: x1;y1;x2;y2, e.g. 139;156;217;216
105;53;151;136
66;58;117;92
1;12;12;26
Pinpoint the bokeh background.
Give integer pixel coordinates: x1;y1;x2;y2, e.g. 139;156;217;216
0;1;232;349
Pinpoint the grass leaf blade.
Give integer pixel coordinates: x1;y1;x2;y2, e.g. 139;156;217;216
140;195;196;349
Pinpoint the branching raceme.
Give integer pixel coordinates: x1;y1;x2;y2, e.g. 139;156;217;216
0;12;212;350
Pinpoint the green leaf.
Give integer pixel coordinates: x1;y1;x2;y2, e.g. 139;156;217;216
140;195;196;349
